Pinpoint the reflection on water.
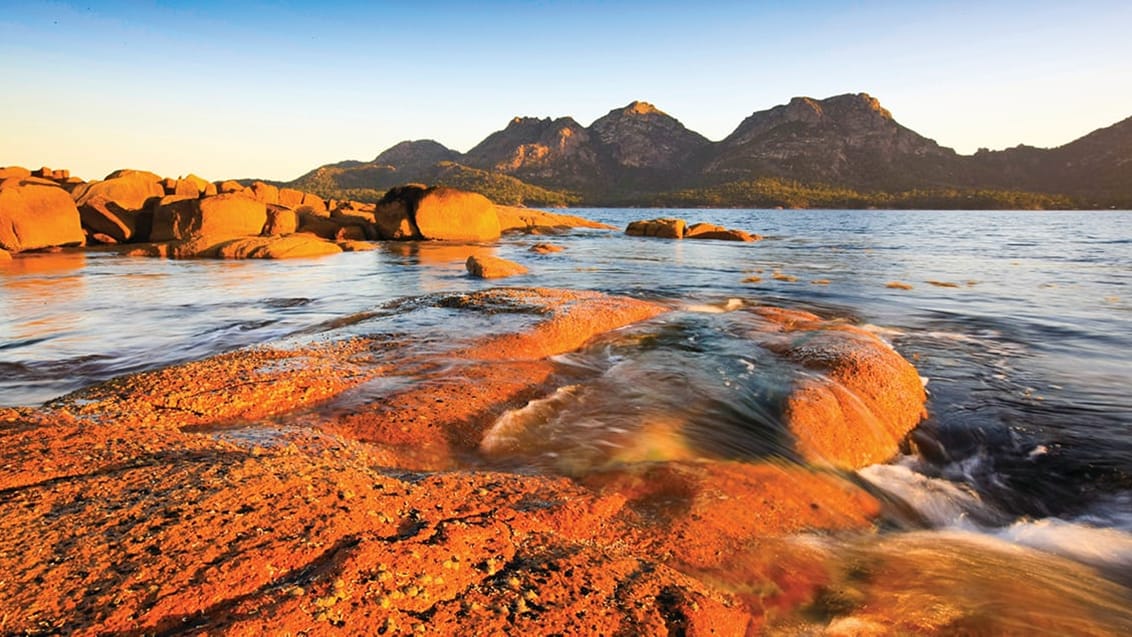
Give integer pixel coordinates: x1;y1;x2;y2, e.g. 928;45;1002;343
3;210;1132;624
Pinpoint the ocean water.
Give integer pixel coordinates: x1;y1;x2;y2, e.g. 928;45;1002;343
2;208;1131;625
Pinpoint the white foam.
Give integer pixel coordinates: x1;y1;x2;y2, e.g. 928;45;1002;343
480;385;578;454
993;518;1132;571
857;463;995;528
860;462;1132;573
683;298;744;313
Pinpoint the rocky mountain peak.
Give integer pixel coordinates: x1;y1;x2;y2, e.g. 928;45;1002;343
622;100;662;116
712;93;953;187
589;101;710;170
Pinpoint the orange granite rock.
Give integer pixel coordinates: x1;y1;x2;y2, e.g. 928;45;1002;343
0;289;940;635
0;180;85;252
466;254;529;279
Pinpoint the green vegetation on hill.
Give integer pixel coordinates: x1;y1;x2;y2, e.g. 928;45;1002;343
287;161;577;207
648;178;1077;210
429;162;578;207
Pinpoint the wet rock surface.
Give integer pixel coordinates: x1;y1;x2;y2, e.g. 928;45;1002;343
3;287;1121;635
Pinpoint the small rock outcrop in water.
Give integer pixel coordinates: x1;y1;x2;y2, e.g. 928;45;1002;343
751;307;928;468
466;254;528;279
626;217;759;241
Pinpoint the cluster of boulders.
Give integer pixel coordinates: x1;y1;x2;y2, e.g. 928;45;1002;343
625;217;761;241
0;166;613;260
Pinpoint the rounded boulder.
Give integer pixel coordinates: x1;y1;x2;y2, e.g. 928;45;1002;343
0;181;85;252
415;187;501;242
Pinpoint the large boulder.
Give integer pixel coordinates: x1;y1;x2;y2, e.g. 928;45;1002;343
150;193;267;242
72;171;164;211
0;181;85;252
414;187;501;241
77;196;138;243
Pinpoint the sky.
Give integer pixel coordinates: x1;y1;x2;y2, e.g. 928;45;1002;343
2;0;1130;182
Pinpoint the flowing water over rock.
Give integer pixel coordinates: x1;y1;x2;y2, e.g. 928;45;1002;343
2;209;1131;632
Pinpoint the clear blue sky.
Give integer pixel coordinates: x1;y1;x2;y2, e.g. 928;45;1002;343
2;1;1130;182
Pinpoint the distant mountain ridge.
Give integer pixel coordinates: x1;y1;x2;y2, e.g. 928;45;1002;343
287;93;1132;208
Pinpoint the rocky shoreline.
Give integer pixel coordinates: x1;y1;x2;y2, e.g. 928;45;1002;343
4;169;1126;634
0;166;612;261
1;286;935;634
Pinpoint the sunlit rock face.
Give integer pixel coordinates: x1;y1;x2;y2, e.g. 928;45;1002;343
463;116;604;190
0;178;84;252
0;288;946;634
708;93;961;188
589;100;710;170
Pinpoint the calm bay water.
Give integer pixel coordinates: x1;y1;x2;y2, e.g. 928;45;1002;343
2;208;1131;619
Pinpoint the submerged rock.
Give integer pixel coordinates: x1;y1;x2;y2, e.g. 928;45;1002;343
685;222;760;242
496;205;614;233
466;254;528;279
529;242;564;253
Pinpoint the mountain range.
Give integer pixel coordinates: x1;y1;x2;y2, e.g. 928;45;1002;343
286;93;1132;209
